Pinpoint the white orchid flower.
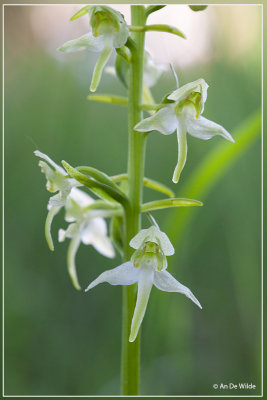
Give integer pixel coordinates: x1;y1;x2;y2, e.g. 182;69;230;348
59;187;115;290
106;50;166;107
85;226;201;342
135;79;235;183
143;51;166;88
58;5;129;92
34;150;80;250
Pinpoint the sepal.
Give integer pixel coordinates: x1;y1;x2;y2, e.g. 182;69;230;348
70;5;92;21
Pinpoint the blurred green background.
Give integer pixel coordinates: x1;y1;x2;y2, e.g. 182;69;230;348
4;4;261;396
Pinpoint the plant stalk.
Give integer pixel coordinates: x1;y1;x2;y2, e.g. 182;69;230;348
121;5;146;396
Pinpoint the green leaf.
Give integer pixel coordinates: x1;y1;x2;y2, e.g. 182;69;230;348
84;200;122;211
62;161;129;206
112;173;175;198
189;5;208;12
87;94;128;106
143;177;175;198
141;198;203;212
70;5;92;21
76;166;125;195
129;24;186;39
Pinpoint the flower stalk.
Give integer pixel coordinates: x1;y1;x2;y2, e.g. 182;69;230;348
121;5;146;395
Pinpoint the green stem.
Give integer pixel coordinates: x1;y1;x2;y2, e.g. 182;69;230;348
121;5;146;396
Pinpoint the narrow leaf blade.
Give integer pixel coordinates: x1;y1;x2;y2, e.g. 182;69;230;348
142;198;203;212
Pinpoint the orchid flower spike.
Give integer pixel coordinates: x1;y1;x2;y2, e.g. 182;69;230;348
34;150;80;251
58;5;129;92
85;225;202;342
135;79;235;183
58;188;115;290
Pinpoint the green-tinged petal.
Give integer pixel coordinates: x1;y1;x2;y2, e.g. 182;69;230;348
90;46;113;92
89;6;129;48
129;267;154;342
45;206;61;251
186;115;235;143
85;261;139;291
153;270;202;309
58;33;105;53
172;121;188;183
130;226;174;256
113;22;129;48
135;104;177;135
38;161;57;192
141;197;203;213
70;5;92;21
67;234;82;290
168;79;208;114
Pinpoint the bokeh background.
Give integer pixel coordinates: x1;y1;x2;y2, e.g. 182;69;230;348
4;4;262;396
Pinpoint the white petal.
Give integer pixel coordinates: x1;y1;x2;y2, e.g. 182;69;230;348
129;267;154;342
113;22;129;48
34;150;66;175
38;161;57;192
65;188;94;221
186;116;235;142
134;105;177;135
49;190;70;208
58;223;78;242
79;217;114;258
81;218;106;244
66;234;82;290
69;187;94;207
172;119;187;184
45;206;61;251
58;228;66;243
92;235;115;258
168;78;208;114
85;261;139;291
129;226;174;256
154;270;202;309
58;33;105;53
143;51;166;88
